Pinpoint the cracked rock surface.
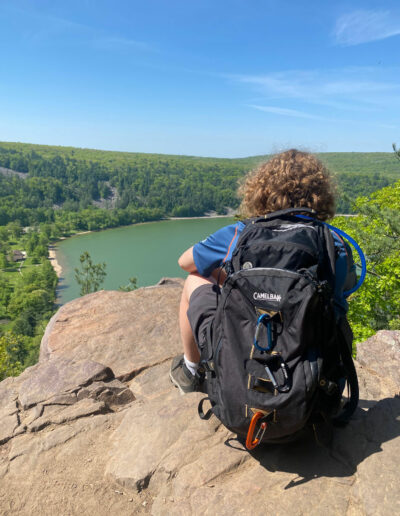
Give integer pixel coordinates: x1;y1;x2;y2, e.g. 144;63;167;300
0;280;399;515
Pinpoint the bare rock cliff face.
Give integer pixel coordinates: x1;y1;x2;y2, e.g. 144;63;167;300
0;279;399;515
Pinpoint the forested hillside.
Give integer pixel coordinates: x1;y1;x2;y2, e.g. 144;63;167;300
0;142;398;231
0;141;399;379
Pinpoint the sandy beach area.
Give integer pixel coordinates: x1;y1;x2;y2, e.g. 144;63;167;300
169;209;236;221
48;246;62;278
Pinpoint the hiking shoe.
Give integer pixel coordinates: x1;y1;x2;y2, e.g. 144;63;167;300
169;355;204;395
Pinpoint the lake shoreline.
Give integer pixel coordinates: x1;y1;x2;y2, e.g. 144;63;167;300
169;213;235;221
47;211;354;282
53;216;235;304
47;214;234;284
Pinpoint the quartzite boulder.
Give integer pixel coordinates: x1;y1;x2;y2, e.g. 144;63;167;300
40;281;184;379
18;357;113;409
356;330;400;394
0;282;399;515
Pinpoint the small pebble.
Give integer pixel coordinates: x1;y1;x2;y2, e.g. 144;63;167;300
142;501;147;506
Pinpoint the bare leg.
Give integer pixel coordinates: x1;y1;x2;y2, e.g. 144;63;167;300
179;272;215;363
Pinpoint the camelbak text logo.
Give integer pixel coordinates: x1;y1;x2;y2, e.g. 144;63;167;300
253;292;282;302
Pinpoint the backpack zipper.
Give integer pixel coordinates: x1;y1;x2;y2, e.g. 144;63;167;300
230;267;307;281
240;240;318;258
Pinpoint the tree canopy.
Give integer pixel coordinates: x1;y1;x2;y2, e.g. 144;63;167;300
0;142;399;231
334;179;400;343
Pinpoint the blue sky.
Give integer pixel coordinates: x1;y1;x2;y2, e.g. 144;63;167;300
0;0;399;157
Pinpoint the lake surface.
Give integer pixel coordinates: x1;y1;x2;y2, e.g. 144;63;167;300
55;217;233;304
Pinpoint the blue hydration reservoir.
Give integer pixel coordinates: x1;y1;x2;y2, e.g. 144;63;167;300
297;215;367;297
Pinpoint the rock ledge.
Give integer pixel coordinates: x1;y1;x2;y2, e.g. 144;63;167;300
0;282;399;515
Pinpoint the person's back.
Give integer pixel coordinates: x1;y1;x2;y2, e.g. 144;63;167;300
170;149;359;446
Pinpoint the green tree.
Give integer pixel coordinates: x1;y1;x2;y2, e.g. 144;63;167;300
0;274;12;307
0;226;9;243
8;289;52;320
0;252;8;269
40;223;52;240
7;221;22;240
40;259;58;290
118;276;138;292
334;179;400;343
32;244;48;262
0;333;24;381
26;232;39;254
74;251;107;296
392;142;400;161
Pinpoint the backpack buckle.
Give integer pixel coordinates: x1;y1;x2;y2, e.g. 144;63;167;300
264;354;291;393
201;360;215;374
245;411;267;450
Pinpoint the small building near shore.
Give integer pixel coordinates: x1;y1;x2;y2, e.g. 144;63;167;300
11;250;26;262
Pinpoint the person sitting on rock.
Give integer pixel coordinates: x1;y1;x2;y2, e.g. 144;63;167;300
170;149;356;394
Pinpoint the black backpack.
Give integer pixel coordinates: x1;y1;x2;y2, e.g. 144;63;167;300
198;208;360;449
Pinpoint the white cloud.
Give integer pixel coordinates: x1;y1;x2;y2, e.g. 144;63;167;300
334;10;400;46
234;67;400;128
0;3;152;52
232;68;399;110
93;37;152;52
248;105;326;120
247;104;397;130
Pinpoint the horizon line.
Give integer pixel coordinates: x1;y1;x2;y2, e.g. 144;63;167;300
0;139;396;161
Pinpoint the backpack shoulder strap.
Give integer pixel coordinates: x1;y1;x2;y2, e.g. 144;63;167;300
320;223;336;278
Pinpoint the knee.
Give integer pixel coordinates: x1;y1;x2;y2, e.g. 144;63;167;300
183;272;212;300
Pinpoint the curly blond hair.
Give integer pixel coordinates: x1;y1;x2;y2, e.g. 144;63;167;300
238;149;336;221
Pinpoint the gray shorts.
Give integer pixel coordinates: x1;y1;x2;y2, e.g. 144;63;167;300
187;283;218;350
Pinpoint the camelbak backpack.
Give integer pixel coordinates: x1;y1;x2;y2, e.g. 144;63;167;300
198;207;365;449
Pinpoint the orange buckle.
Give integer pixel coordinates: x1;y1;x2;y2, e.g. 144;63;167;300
245;411;267;450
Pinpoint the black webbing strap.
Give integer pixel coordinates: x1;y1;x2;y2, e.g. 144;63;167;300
198;397;214;420
199;320;214;370
333;321;359;426
320;224;336;287
252;207;316;224
214;272;222;308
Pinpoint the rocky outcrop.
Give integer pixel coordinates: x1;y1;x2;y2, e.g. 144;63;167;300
0;280;399;515
0;166;27;179
40;281;183;380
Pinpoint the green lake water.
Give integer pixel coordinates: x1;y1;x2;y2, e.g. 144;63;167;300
55;217;233;304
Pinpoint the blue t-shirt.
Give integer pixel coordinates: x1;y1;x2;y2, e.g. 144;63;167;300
193;221;355;316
